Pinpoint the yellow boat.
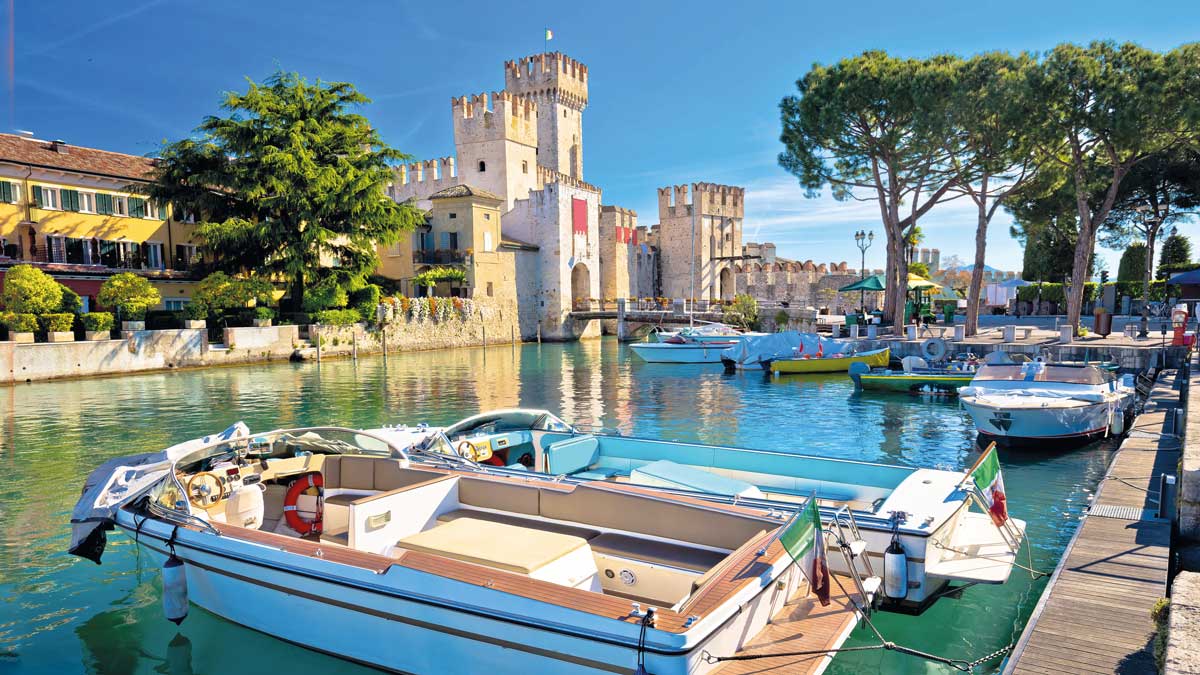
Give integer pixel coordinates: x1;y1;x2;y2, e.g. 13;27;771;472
769;347;891;374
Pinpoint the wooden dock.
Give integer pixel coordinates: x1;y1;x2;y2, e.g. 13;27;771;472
713;573;864;675
1005;370;1181;675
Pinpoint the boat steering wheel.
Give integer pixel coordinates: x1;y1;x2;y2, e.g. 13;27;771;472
186;471;227;508
456;440;493;463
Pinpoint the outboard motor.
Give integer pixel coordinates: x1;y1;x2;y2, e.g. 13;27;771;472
848;361;870;389
882;516;908;600
162;554;189;625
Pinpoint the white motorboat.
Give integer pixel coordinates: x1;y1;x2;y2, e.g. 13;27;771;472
959;363;1137;446
397;409;1029;611
650;321;764;343
629;337;740;363
69;425;876;674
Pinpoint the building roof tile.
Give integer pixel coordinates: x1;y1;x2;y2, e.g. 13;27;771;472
0;133;158;182
428;184;503;202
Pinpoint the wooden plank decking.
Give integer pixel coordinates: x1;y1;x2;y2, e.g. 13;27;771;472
713;573;864;675
1006;370;1181;675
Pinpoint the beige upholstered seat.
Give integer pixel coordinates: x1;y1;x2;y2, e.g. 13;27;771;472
436;509;600;540
588;533;727;572
395;517;588;575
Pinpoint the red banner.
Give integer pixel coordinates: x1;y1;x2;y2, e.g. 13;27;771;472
572;198;588;235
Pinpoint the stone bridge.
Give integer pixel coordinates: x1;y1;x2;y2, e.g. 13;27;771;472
568;299;727;341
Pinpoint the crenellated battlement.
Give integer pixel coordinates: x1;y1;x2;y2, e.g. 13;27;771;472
452;91;538;147
504;52;589;109
389;156;459;204
536;165;600;194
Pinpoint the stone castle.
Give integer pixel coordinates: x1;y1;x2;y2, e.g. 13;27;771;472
383;52;859;337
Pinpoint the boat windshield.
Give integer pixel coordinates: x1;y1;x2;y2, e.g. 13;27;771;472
972;364;1111;385
174;428;399;474
444;410;572;437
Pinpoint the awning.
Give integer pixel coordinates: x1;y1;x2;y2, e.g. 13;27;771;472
839;274;886;292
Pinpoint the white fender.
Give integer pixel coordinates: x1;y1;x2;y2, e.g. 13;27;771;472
883;539;908;600
162;555;189;625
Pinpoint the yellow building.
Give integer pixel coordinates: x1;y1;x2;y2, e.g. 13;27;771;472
385;184;535;301
0;133;201;309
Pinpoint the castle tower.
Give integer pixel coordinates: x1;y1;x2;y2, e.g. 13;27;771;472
655;182;745;301
504;52;588;180
451;91;540;210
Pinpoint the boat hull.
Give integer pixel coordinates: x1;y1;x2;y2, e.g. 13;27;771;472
857;372;974;395
770;348;890;374
961;397;1116;445
630;341;737;363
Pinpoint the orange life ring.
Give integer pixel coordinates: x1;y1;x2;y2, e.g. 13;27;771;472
284;473;323;535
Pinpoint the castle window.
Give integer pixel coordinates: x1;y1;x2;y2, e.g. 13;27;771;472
487;282;494;297
478;161;486;172
522;160;528;174
563;110;567;118
449;213;457;219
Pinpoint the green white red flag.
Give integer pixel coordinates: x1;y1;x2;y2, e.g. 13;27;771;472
778;497;830;606
969;444;1008;527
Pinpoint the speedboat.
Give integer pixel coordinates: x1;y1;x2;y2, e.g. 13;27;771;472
849;356;977;395
70;424;872;674
650;321;764;343
769;347;890;375
402;409;1028;612
959;362;1137;446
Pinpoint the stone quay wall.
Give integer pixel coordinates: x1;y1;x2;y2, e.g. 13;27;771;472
311;300;521;357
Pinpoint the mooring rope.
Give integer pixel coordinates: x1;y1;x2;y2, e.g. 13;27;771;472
931;540;1049;580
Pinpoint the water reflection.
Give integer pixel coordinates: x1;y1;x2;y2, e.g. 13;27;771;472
0;338;1117;674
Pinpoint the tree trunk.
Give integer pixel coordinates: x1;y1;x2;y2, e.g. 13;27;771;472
1065;217;1094;331
882;235;896;319
290;272;305;314
965;201;988;337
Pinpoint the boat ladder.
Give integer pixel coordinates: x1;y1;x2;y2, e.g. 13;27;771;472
828;505;881;612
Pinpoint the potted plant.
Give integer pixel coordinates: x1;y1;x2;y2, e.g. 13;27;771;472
1;312;37;343
183;302;208;329
252;306;275;327
40;313;76;342
81;312;115;340
98;272;161;331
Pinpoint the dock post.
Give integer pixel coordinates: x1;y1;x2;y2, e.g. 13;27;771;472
315;326;321;363
537;325;542;344
483;324;487;347
617;298;627;341
352;330;358;361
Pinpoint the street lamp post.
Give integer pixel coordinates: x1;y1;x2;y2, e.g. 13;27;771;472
1135;204;1170;338
855;230;874;314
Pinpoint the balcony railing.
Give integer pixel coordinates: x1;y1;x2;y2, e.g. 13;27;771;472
412;249;467;265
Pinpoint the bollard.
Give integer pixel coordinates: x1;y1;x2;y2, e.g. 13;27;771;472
831;324;841;338
850;324;860;339
953;325;965;341
1003;325;1016;343
905;324;917;341
1059;325;1073;343
867;325;877;339
1159;474;1178;521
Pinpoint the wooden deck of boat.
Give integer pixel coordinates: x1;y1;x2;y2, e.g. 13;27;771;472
712;573;863;675
1005;369;1180;675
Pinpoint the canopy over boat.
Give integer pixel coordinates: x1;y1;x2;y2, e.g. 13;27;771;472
720;331;856;370
770;347;890;374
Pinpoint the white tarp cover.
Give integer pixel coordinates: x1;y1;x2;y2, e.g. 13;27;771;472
721;331;857;369
68;422;249;563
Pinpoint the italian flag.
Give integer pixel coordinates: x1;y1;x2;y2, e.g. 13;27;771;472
779;498;831;606
969;445;1009;527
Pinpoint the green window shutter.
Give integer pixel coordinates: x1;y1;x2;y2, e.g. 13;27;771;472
96;193;113;215
129;197;144;218
157;202;167;220
0;181;11;203
32;185;43;208
61;189;79;212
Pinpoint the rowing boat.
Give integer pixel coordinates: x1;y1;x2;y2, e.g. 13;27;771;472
769;347;890;374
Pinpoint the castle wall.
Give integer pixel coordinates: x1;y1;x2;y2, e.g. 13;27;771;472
452;92;539;211
655;183;744;301
504;53;588;179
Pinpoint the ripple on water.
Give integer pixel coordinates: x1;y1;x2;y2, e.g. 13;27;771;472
0;340;1118;674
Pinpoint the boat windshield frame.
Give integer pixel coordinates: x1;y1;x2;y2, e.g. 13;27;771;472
971;363;1111;385
443;409;574;437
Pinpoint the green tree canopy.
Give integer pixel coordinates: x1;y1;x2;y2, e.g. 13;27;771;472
147;71;424;310
98;273;161;320
0;265;63;314
723;294;759;330
1160;232;1192;273
1117;243;1147;282
192;272;274;316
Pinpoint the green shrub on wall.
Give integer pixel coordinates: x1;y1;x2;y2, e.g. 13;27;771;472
254;306;276;320
349;284;381;321
98;272;161;321
58;284;82;314
81;312;114;332
1;265;63;314
39;313;75;332
0;312;39;333
313;309;362;326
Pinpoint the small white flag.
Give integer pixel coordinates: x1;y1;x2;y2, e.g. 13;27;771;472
545;28;553;41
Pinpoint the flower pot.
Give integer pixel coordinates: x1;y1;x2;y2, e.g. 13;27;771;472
85;331;109;341
9;332;34;344
122;321;146;331
47;331;75;343
184;320;207;329
253;319;272;327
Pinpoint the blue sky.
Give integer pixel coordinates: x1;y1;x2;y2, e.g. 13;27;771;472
3;0;1197;274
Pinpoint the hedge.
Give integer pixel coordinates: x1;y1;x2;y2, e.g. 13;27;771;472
1158;262;1200;280
145;310;184;330
81;312;114;332
0;312;38;332
39;313;75;332
349;284;381;321
254;306;276;320
313;309;363;326
1014;282;1101;304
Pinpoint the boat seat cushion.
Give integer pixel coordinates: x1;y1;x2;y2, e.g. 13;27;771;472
572;467;623;481
545;435;600;475
630;460;764;499
589;532;726;572
457;477;541;516
395;517;588;575
437;509;600;540
320;528;349;547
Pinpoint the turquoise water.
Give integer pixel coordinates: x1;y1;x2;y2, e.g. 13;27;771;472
0;339;1117;674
